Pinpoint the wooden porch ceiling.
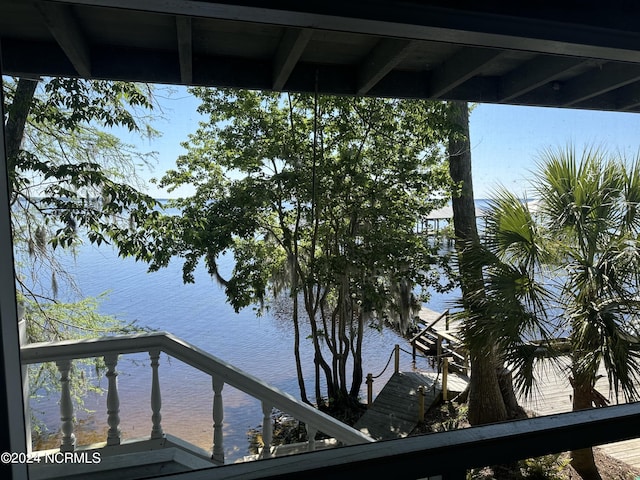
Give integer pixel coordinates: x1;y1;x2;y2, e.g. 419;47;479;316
2;1;640;112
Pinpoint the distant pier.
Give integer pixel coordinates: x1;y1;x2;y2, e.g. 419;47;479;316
417;205;487;236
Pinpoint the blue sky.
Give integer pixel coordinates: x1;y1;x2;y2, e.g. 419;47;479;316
135;86;640;200
469;104;640;199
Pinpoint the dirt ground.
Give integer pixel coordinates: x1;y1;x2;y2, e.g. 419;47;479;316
582;449;640;480
475;450;640;480
411;402;640;480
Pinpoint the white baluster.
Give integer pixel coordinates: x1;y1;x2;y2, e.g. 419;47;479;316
260;403;273;459
104;354;121;446
306;424;317;452
211;376;224;464
149;349;163;439
56;359;75;452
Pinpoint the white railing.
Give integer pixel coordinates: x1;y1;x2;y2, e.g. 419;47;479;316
17;332;640;479
20;332;374;464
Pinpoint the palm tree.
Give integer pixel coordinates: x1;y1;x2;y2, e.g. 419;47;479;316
536;147;640;479
463;146;640;480
461;189;553;398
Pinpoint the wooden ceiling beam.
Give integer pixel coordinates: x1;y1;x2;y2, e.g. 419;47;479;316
356;39;417;96
428;47;505;99
34;1;92;78
176;16;193;85
559;62;640;106
616;82;640;112
498;56;592;102
272;28;312;91
577;81;640;112
54;0;640;64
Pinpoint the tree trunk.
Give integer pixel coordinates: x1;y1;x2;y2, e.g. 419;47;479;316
304;285;334;407
571;366;603;480
5;78;38;190
349;311;364;400
466;351;508;425
448;102;479;247
448;101;508;425
292;291;310;405
498;367;527;420
497;367;527;419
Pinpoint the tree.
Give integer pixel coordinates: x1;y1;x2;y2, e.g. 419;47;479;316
465;146;640;480
146;88;453;410
6;77;160;337
536;147;640;479
4;76;160;432
447;101;509;425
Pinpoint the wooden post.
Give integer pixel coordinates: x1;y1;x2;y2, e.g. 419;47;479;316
104;354;121;446
436;335;443;373
212;376;225;464
366;373;373;408
418;385;425;421
149;349;163;439
260;402;273;459
442;357;449;402
394;344;400;374
56;359;75;452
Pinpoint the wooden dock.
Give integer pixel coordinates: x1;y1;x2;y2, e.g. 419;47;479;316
357;358;639;469
517;356;640;469
355;370;469;441
364;307;640;468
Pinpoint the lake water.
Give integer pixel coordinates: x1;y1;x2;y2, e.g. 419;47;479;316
30;235;454;462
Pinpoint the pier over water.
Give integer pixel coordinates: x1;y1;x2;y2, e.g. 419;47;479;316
417;205;488;236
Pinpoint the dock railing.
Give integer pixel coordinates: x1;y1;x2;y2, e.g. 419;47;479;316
410;309;449;361
365;344;400;408
410;309;469;374
20;332;374;464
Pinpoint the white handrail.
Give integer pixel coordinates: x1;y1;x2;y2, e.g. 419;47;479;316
20;332;374;451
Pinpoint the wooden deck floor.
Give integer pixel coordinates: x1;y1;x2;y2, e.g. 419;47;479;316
517;356;640;469
368;307;640;468
419;306;640;469
355;370;469;441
